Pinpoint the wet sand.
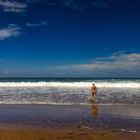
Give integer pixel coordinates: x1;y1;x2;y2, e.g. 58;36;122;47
0;104;139;140
0;126;140;140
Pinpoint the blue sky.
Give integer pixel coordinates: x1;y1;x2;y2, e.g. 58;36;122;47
0;0;140;77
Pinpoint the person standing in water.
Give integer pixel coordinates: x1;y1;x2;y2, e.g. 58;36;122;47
91;83;97;102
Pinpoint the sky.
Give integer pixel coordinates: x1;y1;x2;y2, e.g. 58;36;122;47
0;0;140;78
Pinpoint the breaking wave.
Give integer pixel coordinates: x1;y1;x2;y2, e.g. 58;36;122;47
0;79;139;104
0;81;139;88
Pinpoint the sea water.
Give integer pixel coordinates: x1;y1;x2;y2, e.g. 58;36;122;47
0;78;139;104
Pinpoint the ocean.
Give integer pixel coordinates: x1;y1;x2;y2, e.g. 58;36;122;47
0;78;139;104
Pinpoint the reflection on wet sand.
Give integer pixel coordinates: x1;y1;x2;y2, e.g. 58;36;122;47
92;103;98;119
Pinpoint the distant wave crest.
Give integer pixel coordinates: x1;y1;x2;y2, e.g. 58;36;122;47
0;81;139;88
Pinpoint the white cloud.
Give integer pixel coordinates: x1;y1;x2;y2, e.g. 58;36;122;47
47;53;140;77
0;24;21;40
26;21;48;27
0;0;27;13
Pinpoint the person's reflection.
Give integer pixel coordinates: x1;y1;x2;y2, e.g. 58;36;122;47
92;103;98;119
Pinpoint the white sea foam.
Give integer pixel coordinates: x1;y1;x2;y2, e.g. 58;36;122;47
0;79;139;104
0;81;139;88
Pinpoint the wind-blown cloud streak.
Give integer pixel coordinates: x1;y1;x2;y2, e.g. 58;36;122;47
59;0;108;10
27;0;58;6
26;21;48;27
27;0;108;11
0;0;27;13
0;24;21;40
47;53;140;77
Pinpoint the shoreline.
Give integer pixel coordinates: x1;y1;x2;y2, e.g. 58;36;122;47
0;104;139;128
0;104;139;140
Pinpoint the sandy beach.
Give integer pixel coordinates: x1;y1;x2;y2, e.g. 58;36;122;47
0;104;139;140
